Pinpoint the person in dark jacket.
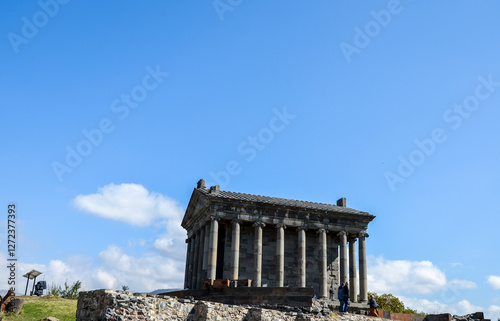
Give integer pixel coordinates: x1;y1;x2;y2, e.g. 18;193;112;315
369;294;379;316
342;282;350;313
337;283;344;312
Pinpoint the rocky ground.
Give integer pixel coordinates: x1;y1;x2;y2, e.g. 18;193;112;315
77;290;490;321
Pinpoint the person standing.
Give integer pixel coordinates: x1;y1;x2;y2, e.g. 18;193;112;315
342;282;350;313
337;283;345;312
369;294;379;317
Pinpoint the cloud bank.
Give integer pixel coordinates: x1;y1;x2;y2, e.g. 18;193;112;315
368;256;447;294
73;183;184;227
11;183;189;293
365;256;500;318
487;275;500;290
367;256;477;296
399;296;483;316
0;246;185;294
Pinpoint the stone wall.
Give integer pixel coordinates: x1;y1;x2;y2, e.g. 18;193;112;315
76;289;379;321
162;287;314;307
77;290;196;321
76;290;491;321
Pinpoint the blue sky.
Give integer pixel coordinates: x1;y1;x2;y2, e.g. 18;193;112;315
1;0;500;318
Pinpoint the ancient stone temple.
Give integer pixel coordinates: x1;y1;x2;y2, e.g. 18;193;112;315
181;179;375;301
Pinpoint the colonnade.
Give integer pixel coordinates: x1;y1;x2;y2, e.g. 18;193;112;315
184;217;369;302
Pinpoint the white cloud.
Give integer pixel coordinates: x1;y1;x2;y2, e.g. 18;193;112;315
488;275;500;290
73;183;184;227
73;183;187;259
94;269;118;290
456;300;484;315
449;279;477;289
368;256;447;294
367;257;478;296
0;183;189;295
128;238;146;248
153;237;174;254
92;245;185;291
399;296;483;316
0;243;186;294
15;183;188;293
487;305;500;320
151;218;187;259
366;257;487;318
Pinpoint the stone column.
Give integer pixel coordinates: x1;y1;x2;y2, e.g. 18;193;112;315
349;237;358;301
275;224;286;287
317;229;328;298
184;238;191;289
188;236;196;288
338;231;348;286
207;217;219;280
230;220;241;285
297;227;307;287
197;227;205;288
358;232;369;303
191;232;200;289
202;224;210;280
253;222;265;287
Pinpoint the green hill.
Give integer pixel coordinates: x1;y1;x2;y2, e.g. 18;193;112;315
2;296;77;321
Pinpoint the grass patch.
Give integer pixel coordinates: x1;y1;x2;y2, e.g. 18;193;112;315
3;296;77;321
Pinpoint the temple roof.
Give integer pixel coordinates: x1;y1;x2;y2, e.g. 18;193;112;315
182;180;376;234
196;187;371;216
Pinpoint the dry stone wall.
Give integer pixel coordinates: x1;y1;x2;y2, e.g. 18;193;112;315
76;289;387;321
77;290;195;321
